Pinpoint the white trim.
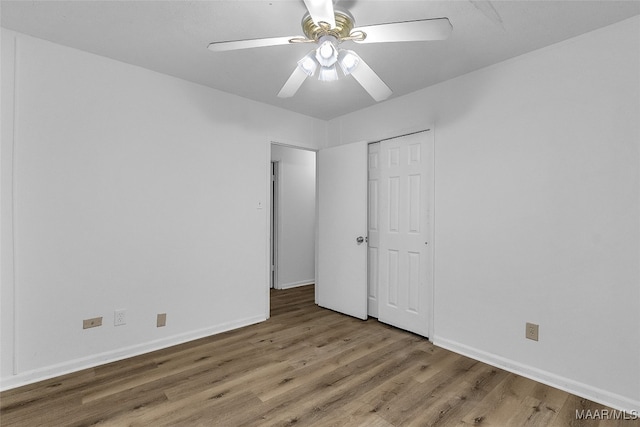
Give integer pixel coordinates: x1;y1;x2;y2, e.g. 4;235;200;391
264;141;272;318
433;336;640;414
277;280;314;290
269;160;282;289
426;128;435;340
270;140;318;153
0;315;266;392
314;152;320;306
10;33;20;376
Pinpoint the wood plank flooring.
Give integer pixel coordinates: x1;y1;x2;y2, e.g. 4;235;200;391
1;285;637;426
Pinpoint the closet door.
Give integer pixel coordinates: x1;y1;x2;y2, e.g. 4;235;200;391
377;131;433;337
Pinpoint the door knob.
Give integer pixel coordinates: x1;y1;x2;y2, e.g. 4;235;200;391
356;236;365;244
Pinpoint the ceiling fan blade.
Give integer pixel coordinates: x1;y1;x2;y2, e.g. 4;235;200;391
303;0;336;28
350;57;392;102
208;36;296;52
278;66;309;98
354;18;452;44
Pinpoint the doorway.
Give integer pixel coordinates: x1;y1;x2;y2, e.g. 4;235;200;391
270;144;317;291
289;130;433;337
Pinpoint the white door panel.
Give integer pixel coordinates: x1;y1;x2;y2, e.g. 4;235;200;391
317;141;368;320
377;131;433;337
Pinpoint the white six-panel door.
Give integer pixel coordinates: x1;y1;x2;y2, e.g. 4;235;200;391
373;131;433;337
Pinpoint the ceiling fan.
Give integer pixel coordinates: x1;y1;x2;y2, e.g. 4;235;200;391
207;0;452;102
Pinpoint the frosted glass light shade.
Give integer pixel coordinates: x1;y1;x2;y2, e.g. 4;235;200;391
315;38;339;67
318;65;338;82
338;50;360;75
297;52;318;76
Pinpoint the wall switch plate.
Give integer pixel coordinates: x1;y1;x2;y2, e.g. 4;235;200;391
114;309;126;326
157;313;167;327
83;317;103;329
526;322;539;341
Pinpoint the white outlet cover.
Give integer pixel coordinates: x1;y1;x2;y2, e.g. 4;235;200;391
114;309;126;326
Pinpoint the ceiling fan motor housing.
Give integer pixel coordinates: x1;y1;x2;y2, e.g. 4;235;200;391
302;10;355;41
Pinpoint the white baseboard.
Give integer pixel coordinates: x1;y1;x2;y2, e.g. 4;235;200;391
433;336;640;414
0;315;266;391
277;280;314;290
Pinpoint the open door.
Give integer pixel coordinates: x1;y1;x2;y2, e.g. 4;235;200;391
316;141;368;320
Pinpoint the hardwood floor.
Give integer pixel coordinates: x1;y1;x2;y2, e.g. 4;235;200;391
1;285;636;426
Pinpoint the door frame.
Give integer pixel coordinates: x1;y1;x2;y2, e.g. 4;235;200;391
265;124;435;340
270;160;279;289
368;129;435;339
265;141;319;318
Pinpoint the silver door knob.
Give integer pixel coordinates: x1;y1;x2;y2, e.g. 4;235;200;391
356;236;365;244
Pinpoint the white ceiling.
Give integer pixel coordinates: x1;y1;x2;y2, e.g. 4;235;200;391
2;0;639;120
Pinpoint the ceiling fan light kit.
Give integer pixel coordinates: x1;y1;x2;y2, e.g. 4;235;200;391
298;52;318;76
207;0;452;102
318;64;339;82
338;50;360;76
315;36;339;67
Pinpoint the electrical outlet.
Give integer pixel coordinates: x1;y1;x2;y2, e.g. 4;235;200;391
114;309;126;326
526;322;539;341
157;313;167;327
83;317;102;329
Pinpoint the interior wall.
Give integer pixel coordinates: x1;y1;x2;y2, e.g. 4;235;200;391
327;16;640;412
271;145;316;289
0;29;325;388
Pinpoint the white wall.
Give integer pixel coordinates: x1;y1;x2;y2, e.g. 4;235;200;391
0;30;325;388
2;15;638;413
271;145;316;289
328;16;640;412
